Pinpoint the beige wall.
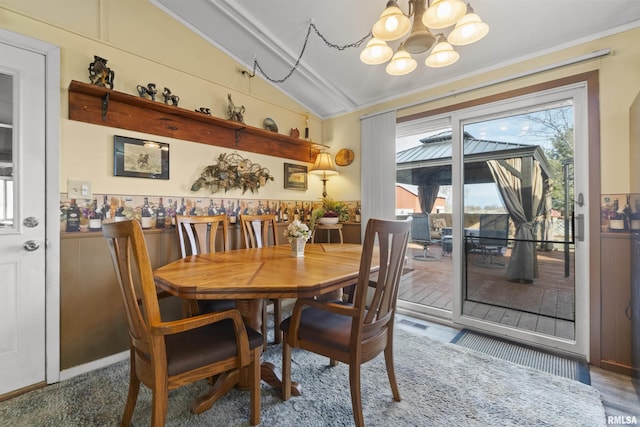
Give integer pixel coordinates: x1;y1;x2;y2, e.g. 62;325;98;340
1;2;638;208
326;28;640;196
0;0;340;201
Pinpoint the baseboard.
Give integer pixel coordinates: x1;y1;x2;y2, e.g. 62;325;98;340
599;359;634;376
59;350;129;382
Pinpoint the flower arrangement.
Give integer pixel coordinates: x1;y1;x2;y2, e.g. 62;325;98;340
310;197;348;230
284;219;310;240
191;152;274;194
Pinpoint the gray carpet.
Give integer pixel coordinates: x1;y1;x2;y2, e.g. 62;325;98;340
0;328;606;426
452;330;591;384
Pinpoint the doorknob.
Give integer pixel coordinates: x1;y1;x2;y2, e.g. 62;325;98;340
23;240;41;251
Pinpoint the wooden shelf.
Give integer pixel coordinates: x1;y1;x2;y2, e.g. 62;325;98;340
67;80;326;163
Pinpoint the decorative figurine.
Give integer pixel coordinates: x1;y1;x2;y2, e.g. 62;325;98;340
290;128;300;138
227;94;245;123
136;83;157;101
304;112;310;140
195;107;211;115
88;55;114;89
162;87;180;106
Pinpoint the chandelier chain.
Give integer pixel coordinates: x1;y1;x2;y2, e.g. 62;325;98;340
250;23;371;84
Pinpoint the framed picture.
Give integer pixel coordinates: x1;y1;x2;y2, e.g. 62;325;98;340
284;163;307;190
114;136;169;179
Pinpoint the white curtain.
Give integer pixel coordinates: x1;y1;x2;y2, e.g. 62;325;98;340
360;111;397;232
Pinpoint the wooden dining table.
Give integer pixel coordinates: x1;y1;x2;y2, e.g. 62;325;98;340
153;242;375;397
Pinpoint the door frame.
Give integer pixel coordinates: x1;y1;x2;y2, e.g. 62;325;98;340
395;72;600;360
450;83;590;358
0;29;60;385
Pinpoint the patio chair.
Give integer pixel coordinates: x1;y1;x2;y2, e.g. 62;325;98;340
410;214;440;261
279;217;412;427
476;213;510;267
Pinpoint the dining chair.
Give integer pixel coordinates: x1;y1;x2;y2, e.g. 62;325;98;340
103;220;262;426
175;214;236;316
279;217;412;427
239;214;282;350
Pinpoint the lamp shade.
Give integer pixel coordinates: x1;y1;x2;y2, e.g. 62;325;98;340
360;38;393;65
372;1;412;41
447;11;489;46
425;34;459;67
422;0;467;29
309;152;339;177
386;48;417;76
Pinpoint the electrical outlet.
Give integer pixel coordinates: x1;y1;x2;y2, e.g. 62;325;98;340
67;179;92;199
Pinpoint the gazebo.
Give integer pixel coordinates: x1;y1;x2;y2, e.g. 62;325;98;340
396;131;553;282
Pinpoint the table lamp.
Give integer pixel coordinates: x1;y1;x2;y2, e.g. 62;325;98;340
309;152;338;198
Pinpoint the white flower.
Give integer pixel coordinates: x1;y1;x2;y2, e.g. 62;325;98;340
284;220;310;239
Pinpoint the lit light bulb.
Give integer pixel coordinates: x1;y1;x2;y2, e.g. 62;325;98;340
385;16;399;32
386;48;417;75
437;2;452;18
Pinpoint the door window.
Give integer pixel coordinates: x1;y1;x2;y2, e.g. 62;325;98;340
0;73;13;228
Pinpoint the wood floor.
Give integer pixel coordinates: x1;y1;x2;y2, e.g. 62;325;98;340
398;243;576;340
396;314;640;425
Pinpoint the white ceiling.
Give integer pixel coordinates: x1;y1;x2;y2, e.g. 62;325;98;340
151;0;640;119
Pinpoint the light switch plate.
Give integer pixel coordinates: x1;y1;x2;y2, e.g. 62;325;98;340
67;179;92;199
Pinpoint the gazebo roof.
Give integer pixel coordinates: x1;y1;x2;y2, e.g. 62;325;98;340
396;131;551;186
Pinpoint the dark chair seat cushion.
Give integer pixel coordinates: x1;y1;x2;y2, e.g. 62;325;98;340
280;302;376;353
165;319;262;376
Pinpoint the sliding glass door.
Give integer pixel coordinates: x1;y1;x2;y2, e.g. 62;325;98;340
396;83;589;357
462;100;577;341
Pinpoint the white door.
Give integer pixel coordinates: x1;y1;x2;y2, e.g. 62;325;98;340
0;42;47;395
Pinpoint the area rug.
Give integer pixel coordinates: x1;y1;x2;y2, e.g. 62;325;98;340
452;329;591;385
0;328;606;426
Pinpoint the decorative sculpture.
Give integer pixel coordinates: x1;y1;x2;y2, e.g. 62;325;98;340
162;87;180;106
88;55;115;89
195;107;211;115
136;83;157;101
191;152;273;194
227;94;245;123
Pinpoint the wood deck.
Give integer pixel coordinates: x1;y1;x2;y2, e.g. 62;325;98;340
398;243;576;340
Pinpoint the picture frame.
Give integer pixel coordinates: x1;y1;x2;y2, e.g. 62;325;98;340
114;135;169;179
284;163;307;190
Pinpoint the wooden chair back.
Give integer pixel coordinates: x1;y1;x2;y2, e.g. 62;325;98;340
239;214;281;349
239;214;278;248
176;214;229;256
280;217;412;427
175;214;232;316
104;219;158;354
353;217;412;339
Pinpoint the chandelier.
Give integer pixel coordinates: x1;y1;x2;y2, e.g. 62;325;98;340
360;0;489;75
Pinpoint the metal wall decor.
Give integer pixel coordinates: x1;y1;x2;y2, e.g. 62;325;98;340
136;83;157;101
88;55;114;89
195;107;211;115
227;94;245;123
191;152;274;194
162;87;180;106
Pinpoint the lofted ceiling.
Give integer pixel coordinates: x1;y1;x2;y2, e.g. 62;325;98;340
151;0;640;119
